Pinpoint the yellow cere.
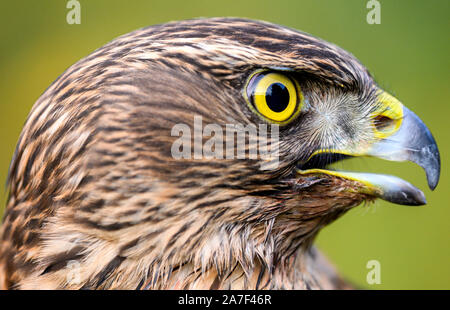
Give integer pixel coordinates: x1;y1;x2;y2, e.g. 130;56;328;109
247;72;303;124
372;91;404;139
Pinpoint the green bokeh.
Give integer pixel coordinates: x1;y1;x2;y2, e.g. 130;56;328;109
0;0;448;289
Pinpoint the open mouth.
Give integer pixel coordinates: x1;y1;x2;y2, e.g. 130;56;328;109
294;90;441;207
296;151;428;206
293;91;440;206
297;152;351;170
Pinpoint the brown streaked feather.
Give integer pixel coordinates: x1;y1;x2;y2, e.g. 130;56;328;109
0;18;377;289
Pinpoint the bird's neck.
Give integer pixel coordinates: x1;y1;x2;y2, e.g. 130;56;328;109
136;219;349;290
142;245;348;289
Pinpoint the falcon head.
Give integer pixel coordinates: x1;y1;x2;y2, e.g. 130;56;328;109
0;18;440;289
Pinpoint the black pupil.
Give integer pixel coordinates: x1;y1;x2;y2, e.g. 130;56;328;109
265;83;290;112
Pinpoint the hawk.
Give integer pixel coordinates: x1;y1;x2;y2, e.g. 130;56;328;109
0;18;440;289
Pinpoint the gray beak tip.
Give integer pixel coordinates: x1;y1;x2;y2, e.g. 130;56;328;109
386;181;427;206
423;144;440;191
402;108;441;192
428;175;439;191
416;191;427;206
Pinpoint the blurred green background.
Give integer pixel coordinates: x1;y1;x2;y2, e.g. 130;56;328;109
0;0;448;289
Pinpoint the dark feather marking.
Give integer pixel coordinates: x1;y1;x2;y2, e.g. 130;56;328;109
89;256;126;288
255;263;266;290
120;238;140;253
166;221;193;248
41;246;85;275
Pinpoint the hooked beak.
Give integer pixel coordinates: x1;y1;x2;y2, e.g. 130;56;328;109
297;92;441;206
367;106;440;191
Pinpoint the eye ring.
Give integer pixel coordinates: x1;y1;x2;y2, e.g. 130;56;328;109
244;71;303;124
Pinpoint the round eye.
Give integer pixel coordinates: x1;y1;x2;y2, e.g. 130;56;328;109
246;72;302;123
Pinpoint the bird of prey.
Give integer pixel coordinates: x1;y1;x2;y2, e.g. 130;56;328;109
0;18;440;289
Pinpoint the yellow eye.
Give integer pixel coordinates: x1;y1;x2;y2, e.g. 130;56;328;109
245;71;302;124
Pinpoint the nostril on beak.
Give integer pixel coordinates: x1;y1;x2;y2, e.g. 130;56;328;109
374;115;396;132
